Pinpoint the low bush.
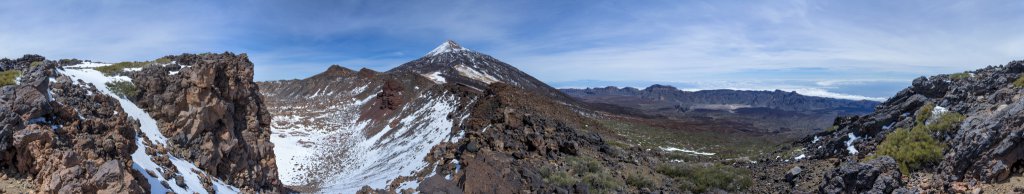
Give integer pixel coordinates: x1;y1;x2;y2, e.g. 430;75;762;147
915;103;935;125
625;174;653;188
949;72;970;80
567;156;603;174
154;57;172;64
30;61;43;68
544;170;578;187
926;112;965;133
0;70;21;86
656;163;752;193
106;80;138;99
583;173;623;192
874;127;943;175
1014;74;1024;88
95;61;152;76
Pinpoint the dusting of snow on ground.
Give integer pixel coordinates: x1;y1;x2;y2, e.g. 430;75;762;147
794;154;806;160
61;65;240;194
323;93;462;193
421;71;446;84
454;64;500;84
846;133;859;155
659;146;716;156
812;136;820;144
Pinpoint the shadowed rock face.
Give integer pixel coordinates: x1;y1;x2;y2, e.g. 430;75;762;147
129;53;282;192
1;58;147;193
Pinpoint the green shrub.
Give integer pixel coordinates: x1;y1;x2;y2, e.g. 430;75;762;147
544;170;578;186
95;61;152;76
873;127;943;175
154;57;172;64
1014;74;1024;88
915;103;935;125
0;70;21;86
583;173;623;192
567;156;603;174
625;174;653;188
949;72;970;80
106;80;138;98
826;125;839;132
30;61;43;68
926;112;965;133
656;163;752;193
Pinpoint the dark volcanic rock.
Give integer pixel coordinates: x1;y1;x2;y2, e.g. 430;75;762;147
819;156;903;194
769;60;1024;192
130;53;282;192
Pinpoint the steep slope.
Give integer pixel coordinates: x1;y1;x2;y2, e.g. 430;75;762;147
388;40;573;103
0;56;147;193
1;54;281;193
752;60;1024;193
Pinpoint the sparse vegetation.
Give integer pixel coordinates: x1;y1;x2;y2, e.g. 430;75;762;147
874;127;943;175
926;112;965;133
915;103;935;124
105;80;138;98
30;61;43;68
874;103;963;174
0;70;21;86
656;163;752;193
949;72;970;80
625;174;653;188
539;156;624;193
827;125;839;132
95;61;152;76
155;57;172;64
1014;74;1024;88
599;119;782;160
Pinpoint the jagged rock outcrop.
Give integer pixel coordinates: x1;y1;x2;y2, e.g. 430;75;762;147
408;83;673;193
819;156;903;193
129;53;282;192
757;60;1024;193
1;59;147;193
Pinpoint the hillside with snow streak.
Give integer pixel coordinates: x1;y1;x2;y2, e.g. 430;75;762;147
61;63;241;194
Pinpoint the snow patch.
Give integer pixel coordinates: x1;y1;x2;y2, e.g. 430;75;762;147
421;71;446;84
454;64;500;84
846;133;859;155
659;146;716;156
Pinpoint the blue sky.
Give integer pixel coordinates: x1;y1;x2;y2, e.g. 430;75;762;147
2;0;1022;100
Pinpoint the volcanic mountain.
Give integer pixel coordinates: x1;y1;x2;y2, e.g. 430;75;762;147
388;40;574;102
258;40;674;193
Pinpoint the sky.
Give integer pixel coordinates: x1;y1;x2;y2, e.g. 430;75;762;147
1;0;1022;101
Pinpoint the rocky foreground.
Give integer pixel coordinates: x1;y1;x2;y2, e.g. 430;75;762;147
752;60;1024;193
0;54;281;193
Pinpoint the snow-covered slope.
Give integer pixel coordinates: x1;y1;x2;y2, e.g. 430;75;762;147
61;63;241;194
259;65;473;192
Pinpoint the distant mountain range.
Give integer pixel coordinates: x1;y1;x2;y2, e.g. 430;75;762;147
561;85;880;134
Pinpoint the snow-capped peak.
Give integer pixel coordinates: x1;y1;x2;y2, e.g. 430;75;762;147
425;40;470;56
